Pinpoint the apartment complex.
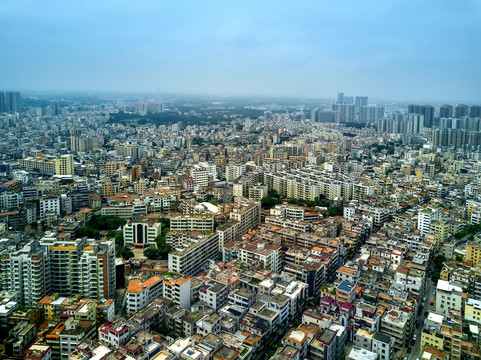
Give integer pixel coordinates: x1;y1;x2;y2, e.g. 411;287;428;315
217;197;261;248
39;233;116;299
168;233;220;276
1;243;49;306
19;157;56;174
170;215;214;232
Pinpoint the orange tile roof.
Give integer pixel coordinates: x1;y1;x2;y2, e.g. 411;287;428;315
337;266;357;275
127;276;161;293
39;296;52;305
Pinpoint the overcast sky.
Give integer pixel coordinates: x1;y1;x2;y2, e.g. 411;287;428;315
1;0;480;101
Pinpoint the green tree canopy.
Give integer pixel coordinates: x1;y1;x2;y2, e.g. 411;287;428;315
88;215;127;230
107;230;124;246
78;226;100;239
268;189;280;198
116;246;134;259
328;206;343;216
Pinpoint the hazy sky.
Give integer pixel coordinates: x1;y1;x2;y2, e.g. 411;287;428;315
1;0;480;101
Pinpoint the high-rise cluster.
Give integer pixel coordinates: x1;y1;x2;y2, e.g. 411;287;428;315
0;91;21;113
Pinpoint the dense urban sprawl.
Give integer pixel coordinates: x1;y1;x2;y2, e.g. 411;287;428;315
0;92;481;360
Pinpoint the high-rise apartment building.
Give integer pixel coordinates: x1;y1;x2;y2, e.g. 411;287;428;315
4;91;21;112
39;234;116;299
225;163;246;182
455;104;469;118
168;233;220;276
332;103;355;123
439;104;453;118
105;161;120;178
55;154;74;176
359;106;385;124
378;114;424;134
170;215;214;232
355;96;368;107
131;165;141;181
1;243;50;306
0;92;5;113
191;166;209;188
337;92;344;104
70;136;100;153
470;105;481;118
408;104;434;127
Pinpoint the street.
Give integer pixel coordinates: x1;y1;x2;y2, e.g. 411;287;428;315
409;276;434;360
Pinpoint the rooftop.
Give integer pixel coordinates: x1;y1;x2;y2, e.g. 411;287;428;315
213;345;239;360
338;281;355;292
127;276;161;293
436;279;462;293
348;346;378;360
287;329;307;344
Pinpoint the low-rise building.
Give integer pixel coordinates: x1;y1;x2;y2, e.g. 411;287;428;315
163;276;192;309
123;221;162;247
380;307;413;349
125;276;163;315
199;280;229;311
435;279;463;316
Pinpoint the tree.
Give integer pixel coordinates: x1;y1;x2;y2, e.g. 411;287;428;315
88;215;127;230
328;206;343;216
145;233;172;260
455;254;463;262
306;200;316;207
288;199;298;205
157;217;170;229
261;196;281;209
192;137;204;146
116;246;134;259
78;226;100;239
144;247;161;260
107;230;124;246
268;189;280;198
434;255;446;267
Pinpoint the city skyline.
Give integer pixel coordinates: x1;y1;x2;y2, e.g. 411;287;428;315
1;0;481;101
